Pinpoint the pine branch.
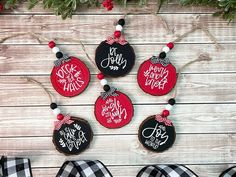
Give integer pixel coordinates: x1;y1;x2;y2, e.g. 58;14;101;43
1;0;236;21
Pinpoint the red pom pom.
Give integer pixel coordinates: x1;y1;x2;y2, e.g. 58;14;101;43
97;73;105;80
48;41;56;49
162;110;170;117
114;31;121;38
57;114;64;120
167;42;174;49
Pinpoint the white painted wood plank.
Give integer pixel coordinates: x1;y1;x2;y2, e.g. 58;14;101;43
0;104;235;137
0;74;235;106
0;44;234;75
0;134;235;167
0;15;235;44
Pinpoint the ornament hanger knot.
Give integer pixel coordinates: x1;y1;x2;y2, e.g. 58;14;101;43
54;115;74;130
101;87;119;100
54;54;71;67
150;56;170;67
155;114;173;126
106;36;127;45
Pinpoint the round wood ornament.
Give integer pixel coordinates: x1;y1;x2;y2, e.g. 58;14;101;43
53;116;93;155
95;40;135;77
94;90;134;128
51;56;90;97
137;57;177;96
138;115;176;152
95;18;135;77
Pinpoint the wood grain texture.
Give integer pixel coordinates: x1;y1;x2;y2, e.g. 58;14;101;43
0;104;236;137
0;15;235;45
0;74;235;106
0;134;235;167
0;44;235;75
0;3;235;177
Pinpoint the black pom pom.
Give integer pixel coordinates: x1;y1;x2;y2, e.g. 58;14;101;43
118;19;125;26
168;98;176;105
159;52;166;59
103;85;110;92
56;52;63;59
50;103;58;110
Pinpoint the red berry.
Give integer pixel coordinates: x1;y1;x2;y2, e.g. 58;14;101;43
97;73;105;80
107;4;113;11
167;42;174;49
102;1;108;7
0;3;4;12
162;110;170;117
57;114;64;120
48;41;56;49
114;31;121;38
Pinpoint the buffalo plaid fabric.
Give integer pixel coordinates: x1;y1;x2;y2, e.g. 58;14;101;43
0;156;32;177
137;165;198;177
219;166;236;177
56;160;113;177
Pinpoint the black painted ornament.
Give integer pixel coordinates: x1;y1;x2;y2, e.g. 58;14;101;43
95;19;135;77
138;115;176;152
53;116;93;155
24;77;94;156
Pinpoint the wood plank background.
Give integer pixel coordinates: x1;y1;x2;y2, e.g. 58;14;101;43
0;1;236;176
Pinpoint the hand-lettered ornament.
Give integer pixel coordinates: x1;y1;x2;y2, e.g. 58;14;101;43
95;90;134;128
138;98;176;152
137;57;177;96
138;115;176;152
25;77;93;156
137;42;177;96
53;116;93;155
95;18;135;77
49;41;90;97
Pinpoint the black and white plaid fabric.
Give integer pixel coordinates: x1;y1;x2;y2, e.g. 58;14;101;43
56;160;113;177
137;165;198;177
0;156;32;177
219;166;236;177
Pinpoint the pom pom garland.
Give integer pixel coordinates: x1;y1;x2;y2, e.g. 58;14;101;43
159;98;176;118
112;18;126;38
52;47;60;54
158;42;175;59
100;79;108;86
53;108;61;115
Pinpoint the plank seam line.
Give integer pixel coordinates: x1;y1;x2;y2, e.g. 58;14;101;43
31;163;236;169
0;133;236;138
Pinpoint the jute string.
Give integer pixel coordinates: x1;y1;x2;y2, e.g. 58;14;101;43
22;77;54;103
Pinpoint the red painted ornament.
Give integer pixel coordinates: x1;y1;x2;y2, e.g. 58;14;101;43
137;59;177;96
51;57;90;97
94;91;134;128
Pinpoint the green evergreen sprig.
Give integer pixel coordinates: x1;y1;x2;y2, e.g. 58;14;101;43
1;0;236;21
